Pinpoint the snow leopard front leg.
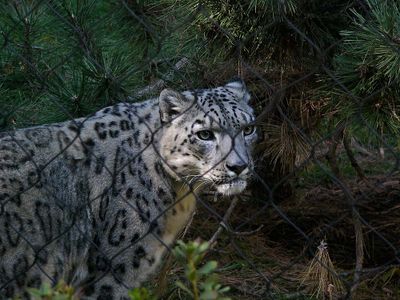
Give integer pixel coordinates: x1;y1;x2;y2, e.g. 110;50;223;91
79;188;171;300
81;233;169;300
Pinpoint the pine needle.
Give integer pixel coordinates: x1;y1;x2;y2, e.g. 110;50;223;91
300;240;345;300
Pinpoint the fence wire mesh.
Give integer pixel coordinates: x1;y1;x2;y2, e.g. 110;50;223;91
0;0;399;299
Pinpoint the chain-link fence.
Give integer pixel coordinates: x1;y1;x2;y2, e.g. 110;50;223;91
1;0;399;299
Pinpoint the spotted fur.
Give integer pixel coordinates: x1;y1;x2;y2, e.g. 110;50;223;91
0;79;257;299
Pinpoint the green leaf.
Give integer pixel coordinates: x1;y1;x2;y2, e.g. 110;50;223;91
27;289;43;298
200;289;219;300
173;247;186;260
175;280;194;297
198;242;209;253
198;261;218;275
218;286;231;293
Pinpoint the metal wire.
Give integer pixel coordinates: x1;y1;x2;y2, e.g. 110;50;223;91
0;1;399;299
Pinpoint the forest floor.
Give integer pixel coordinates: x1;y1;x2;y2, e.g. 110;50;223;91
158;151;400;300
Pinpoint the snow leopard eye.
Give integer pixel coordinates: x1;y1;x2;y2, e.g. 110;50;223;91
243;125;256;136
196;130;215;141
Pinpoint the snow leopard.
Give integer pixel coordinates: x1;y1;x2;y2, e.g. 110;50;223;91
0;79;257;299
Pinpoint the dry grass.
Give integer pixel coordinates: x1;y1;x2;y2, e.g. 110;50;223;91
300;240;345;299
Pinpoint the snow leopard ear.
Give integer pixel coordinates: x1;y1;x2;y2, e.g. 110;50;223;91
159;89;192;123
225;77;251;103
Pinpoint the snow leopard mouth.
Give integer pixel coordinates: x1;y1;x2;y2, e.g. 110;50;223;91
215;178;247;196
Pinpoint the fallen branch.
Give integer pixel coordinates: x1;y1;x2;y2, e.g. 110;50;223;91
351;137;375;157
133;57;190;99
351;213;365;296
228;225;264;236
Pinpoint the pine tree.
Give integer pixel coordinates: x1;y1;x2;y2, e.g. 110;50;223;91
0;0;202;129
330;0;400;138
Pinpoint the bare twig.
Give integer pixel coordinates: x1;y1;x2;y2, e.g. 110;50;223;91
208;196;239;248
325;122;345;180
343;131;366;180
181;210;196;240
351;213;365;296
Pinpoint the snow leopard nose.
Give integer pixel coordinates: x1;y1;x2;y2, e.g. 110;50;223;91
226;161;247;175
